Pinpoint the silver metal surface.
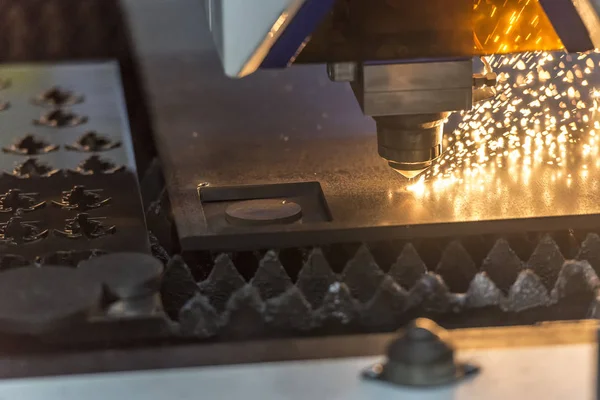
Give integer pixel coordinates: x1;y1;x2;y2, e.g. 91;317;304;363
123;0;600;251
353;61;473;116
540;0;600;51
0;343;592;399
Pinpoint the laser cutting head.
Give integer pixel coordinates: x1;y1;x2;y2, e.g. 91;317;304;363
202;0;600;177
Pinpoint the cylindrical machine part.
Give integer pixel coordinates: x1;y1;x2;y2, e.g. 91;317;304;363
375;113;449;178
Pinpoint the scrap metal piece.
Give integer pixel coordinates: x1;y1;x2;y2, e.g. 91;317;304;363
295;248;336;309
65;131;121;152
78;253;163;299
199;254;246;313
363;318;479;387
54;213;116;240
342;245;386;303
0;267;102;335
2;134;59;155
388;243;427;290
32;86;84;107
0;189;45;213
251;250;293;300
33;108;88;127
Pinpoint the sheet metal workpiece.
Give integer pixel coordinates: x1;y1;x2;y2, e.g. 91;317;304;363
0;63;149;261
123;0;600;252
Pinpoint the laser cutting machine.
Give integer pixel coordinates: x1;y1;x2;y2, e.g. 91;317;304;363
3;0;600;399
202;0;600;178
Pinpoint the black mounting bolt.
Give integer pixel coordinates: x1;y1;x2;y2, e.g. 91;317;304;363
363;318;479;387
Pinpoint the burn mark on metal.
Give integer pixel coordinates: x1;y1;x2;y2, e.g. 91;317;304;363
33;108;88;127
52;185;111;211
31;87;84;107
65;131;121;152
70;155;124;175
0;189;45;213
0;216;49;245
7;158;59;178
3;134;59;156
54;213;116;240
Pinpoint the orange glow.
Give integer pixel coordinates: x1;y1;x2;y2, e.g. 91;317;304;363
473;0;563;54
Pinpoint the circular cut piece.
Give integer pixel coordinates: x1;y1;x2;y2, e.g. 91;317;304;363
0;267;102;335
78;253;163;299
225;199;302;226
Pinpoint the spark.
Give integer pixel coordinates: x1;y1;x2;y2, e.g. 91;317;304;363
407;51;600;199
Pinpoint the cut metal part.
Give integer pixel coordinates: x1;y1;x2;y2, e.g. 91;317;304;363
225;199;302;226
65;131;121;152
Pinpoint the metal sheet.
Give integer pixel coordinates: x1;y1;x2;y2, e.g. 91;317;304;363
0;343;593;400
123;0;600;251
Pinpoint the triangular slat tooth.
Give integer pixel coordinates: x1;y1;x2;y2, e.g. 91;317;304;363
296;248;337;309
552;260;600;301
198;254;246;313
577;233;600;275
178;293;221;338
220;284;266;339
527;235;565;291
361;276;409;330
586;290;600;319
435;241;477;293
388;243;427;290
251;250;293;300
465;272;505;308
265;286;313;333
160;255;200;320
315;282;360;326
481;238;523;293
342;244;385;303
502;269;551;312
406;273;452;313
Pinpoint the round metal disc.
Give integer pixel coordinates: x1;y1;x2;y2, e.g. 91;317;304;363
0;267;102;335
78;253;163;299
225;199;302;226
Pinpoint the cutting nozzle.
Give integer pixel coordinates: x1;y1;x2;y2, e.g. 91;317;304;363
375;113;448;179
